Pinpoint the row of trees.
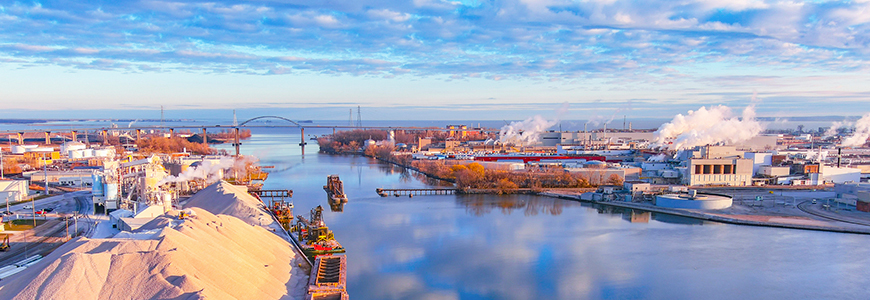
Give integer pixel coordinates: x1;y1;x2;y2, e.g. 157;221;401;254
410;160;623;194
317;129;389;154
320;130;623;195
136;136;216;155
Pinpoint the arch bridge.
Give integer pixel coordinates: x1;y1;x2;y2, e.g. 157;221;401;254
238;116;301;127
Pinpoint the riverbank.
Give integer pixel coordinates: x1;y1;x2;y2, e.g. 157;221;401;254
541;190;870;235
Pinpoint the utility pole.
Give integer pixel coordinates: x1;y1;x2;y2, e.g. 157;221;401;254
43;153;49;197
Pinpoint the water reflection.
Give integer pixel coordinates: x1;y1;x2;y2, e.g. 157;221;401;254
227;131;870;300
328;198;346;212
457;194;572;216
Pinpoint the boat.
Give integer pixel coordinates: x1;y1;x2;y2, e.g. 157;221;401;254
290;206;346;261
323;175;348;204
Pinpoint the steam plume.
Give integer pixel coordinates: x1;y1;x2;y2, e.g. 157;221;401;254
828;113;870;147
498;103;568;146
158;157;245;185
499;115;558;146
647;154;668;162
654;104;763;150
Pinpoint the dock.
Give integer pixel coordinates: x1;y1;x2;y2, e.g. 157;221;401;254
250;189;293;198
376;188;458;197
250;189;293;207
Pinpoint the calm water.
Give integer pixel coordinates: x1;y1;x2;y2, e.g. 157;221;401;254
229;129;870;299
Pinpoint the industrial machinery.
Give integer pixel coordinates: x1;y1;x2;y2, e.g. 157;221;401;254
0;234;10;252
291;206;345;260
269;200;294;231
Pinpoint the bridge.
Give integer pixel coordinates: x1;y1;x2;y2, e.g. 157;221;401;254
0;116;500;156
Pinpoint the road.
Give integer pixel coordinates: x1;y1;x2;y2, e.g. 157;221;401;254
1;190;95;269
796;200;870;227
3;190;91;217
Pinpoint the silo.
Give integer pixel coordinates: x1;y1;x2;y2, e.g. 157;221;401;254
91;174;104;196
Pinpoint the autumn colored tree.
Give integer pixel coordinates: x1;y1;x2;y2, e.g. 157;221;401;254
606;174;624;186
137;136;215;155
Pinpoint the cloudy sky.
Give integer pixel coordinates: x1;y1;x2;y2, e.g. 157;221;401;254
1;0;869;120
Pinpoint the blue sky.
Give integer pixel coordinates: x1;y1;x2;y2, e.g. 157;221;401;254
0;0;869;120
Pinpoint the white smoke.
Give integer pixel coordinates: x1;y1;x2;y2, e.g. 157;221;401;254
828;113;870;147
499;115;558;146
158;157;237;185
498;103;568;146
647;154;668;162
654;104;764;150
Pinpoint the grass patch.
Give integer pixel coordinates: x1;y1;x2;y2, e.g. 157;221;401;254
3;219;49;231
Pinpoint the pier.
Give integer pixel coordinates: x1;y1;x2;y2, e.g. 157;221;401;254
250;189;293;199
376;188;457;197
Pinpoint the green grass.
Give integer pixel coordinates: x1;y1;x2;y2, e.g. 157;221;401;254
3;219;49;230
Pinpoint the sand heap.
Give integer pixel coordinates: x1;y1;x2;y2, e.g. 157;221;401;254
185;181;276;228
0;208;307;300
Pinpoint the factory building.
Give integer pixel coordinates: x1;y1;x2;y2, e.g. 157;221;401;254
681;146;753;186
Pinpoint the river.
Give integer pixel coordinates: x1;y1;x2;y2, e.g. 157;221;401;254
215;128;870;300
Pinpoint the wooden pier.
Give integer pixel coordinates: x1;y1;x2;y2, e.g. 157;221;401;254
376;188;457;197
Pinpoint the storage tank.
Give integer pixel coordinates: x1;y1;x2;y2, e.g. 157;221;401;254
92;174;104;196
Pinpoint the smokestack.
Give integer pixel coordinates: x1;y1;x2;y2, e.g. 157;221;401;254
837;147;842;168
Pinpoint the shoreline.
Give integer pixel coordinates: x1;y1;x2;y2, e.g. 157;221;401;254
325;150;870;235
540;191;870;235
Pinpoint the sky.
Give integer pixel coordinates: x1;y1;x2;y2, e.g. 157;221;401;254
1;0;869;121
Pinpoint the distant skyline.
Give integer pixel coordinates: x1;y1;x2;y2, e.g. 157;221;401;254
1;0;869;120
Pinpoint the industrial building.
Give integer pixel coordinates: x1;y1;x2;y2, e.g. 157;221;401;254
0;179;28;204
681;146;753;186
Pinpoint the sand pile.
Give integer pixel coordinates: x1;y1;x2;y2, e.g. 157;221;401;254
184;181;276;227
0;207;308;300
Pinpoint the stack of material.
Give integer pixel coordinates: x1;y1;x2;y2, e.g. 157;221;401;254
185;181;276;227
0;209;308;299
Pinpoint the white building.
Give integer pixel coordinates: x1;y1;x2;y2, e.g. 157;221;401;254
822;166;862;184
0;180;28;203
744;152;772;175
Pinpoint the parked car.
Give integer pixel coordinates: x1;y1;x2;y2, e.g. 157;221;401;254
35;210;47;215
